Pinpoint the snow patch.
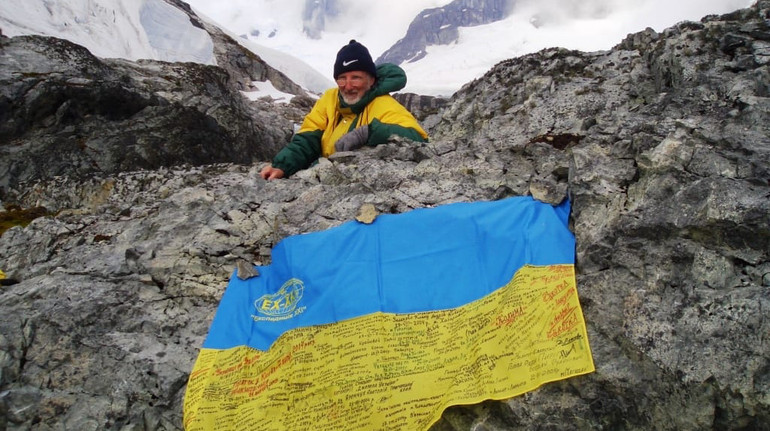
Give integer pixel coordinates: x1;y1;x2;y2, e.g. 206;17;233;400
139;0;214;64
241;80;295;103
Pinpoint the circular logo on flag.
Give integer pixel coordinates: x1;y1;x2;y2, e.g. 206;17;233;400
255;278;305;317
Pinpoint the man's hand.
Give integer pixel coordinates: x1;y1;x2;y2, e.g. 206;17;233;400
260;165;284;180
334;126;369;152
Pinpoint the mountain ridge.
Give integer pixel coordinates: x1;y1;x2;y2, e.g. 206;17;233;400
376;0;513;65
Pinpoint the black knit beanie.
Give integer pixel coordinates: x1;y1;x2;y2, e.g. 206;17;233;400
333;40;377;79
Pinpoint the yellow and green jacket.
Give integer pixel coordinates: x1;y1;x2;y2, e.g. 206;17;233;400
271;63;428;177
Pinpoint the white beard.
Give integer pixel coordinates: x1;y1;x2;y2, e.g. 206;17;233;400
341;93;363;105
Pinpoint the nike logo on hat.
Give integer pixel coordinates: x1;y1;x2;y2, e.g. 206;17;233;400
342;59;359;66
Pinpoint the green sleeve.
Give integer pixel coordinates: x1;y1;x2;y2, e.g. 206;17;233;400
367;118;428;146
271;130;323;177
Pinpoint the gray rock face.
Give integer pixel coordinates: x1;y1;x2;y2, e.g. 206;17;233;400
393;92;450;127
427;2;770;429
0;0;311;197
377;0;513;65
0;33;305;197
1;1;769;431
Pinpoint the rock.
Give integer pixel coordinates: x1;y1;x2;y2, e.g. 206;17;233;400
392;92;450;123
236;259;260;280
355;203;379;224
528;176;568;205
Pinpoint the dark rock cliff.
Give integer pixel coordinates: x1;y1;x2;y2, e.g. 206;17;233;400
0;0;311;198
0;1;768;430
0;33;308;198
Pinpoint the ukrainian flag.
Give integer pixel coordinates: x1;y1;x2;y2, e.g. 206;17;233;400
184;197;593;430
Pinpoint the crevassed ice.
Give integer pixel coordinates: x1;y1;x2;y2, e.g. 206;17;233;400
139;0;215;65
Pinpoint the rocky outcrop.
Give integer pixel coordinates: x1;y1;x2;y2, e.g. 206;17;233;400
1;1;769;430
0;0;315;197
377;0;513;65
428;2;770;428
393;92;450;126
0;33;307;197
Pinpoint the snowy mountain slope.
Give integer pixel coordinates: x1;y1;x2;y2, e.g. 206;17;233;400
0;0;332;95
377;0;513;65
183;0;453;78
187;6;334;94
398;0;756;96
236;39;334;95
0;0;757;97
0;0;215;64
187;0;756;96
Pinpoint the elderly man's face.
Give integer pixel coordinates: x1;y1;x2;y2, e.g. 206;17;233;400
336;71;375;105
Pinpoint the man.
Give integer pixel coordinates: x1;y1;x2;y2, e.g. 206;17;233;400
260;40;428;180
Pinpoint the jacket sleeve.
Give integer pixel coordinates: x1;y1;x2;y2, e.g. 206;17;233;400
270;90;334;177
271;130;323;177
367;118;427;146
361;94;429;147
